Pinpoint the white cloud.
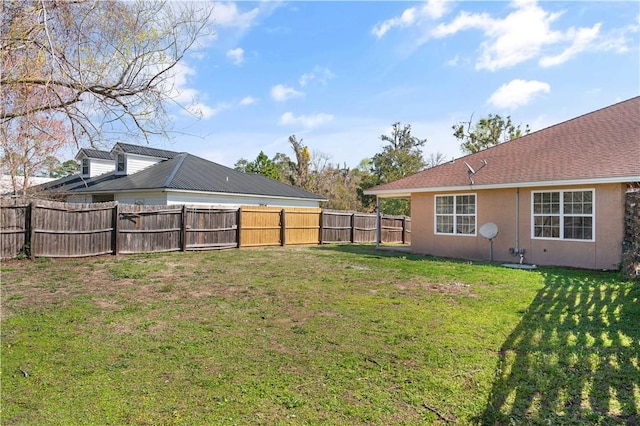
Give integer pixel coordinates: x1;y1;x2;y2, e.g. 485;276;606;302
372;0;450;38
279;112;334;129
226;47;244;65
166;62;221;120
239;96;258;106
270;84;303;102
372;7;418;38
187;103;228;119
431;11;493;38
299;72;314;88
487;79;550;109
211;2;260;29
594;20;638;53
539;24;600;67
431;0;613;71
422;0;449;20
299;66;335;87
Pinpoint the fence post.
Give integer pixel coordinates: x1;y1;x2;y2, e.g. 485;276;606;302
376;198;381;247
280;209;286;247
26;201;35;260
237;207;242;248
319;210;324;244
112;202;120;256
28;201;36;260
350;213;355;243
402;216;406;244
181;204;188;251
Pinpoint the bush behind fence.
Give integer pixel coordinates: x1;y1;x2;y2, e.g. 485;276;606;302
1;200;410;259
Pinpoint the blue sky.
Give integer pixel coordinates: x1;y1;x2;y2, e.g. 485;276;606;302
151;0;639;169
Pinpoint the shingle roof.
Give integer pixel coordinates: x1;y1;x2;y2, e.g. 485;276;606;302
42;153;325;201
113;142;180;159
76;148;112;160
366;96;640;196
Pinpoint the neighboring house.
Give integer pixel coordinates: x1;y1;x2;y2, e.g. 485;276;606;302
41;142;325;208
1;175;55;196
365;96;640;270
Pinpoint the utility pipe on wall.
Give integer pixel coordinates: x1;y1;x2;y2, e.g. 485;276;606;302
515;188;520;252
376;196;381;249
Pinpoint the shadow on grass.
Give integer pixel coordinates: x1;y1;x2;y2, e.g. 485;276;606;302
314;243;450;262
480;270;640;425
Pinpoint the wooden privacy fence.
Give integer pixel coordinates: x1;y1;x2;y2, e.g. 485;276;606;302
321;210;411;244
0;200;411;259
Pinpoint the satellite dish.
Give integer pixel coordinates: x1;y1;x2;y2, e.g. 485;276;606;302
479;222;498;261
480;222;498;239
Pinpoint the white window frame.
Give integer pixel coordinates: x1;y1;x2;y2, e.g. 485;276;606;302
81;158;89;176
531;189;595;242
115;153;126;174
434;193;477;236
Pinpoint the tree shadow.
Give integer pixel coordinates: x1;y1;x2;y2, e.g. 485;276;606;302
480;270;639;425
313;243;460;263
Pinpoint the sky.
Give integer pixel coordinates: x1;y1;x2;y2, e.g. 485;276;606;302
103;0;640;169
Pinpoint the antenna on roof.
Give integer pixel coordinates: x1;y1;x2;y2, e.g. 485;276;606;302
465;159;487;185
464;162;475;175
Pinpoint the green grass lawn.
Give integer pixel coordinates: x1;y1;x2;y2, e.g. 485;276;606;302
1;245;638;425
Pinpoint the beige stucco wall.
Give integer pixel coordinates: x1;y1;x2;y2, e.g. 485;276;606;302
410;183;626;270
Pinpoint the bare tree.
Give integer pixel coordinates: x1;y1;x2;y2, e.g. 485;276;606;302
1;0;213;146
1;81;70;194
425;152;446;168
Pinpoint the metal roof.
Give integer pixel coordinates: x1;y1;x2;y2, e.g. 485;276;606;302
112;142;181;159
75;148;112;160
42;153;325;201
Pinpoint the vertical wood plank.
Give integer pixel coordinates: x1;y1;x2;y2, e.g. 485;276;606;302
181;204;188;251
237;207;242;248
402;216;406;244
29;202;36;260
280;209;286;247
113;202;120;256
350;213;355;243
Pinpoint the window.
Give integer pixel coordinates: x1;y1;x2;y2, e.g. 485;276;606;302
435;194;476;235
116;153;125;173
82;158;89;176
532;190;594;240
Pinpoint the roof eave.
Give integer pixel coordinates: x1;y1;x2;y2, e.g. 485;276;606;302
164;188;326;202
72;187;325;202
365;176;640;197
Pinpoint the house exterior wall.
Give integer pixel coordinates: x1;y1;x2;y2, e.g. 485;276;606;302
115;191;168;205
167;191;321;208
68;191;320;208
410;183;626;270
124;154;163;175
67;194;93;203
66;192;165;204
89;159;115;177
